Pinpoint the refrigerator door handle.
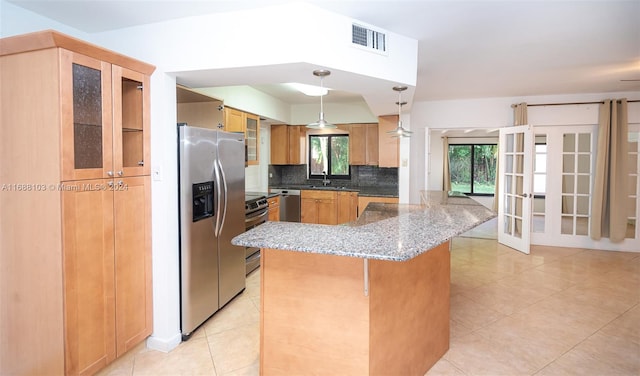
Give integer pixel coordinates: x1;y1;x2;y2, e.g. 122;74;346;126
214;159;222;237
218;161;228;236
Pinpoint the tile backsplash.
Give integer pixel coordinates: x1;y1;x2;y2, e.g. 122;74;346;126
269;165;398;189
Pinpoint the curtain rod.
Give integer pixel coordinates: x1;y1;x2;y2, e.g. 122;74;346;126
511;99;640;108
440;136;498;139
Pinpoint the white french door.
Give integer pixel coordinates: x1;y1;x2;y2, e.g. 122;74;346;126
531;124;640;251
498;125;533;254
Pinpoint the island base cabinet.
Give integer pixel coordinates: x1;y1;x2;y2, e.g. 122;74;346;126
260;242;450;375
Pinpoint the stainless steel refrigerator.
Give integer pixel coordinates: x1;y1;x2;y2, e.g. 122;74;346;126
177;124;246;339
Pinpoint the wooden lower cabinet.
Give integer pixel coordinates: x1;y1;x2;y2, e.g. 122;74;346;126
63;180;116;375
62;176;152;375
302;190;358;225
113;177;153;356
267;195;280;221
301;190;337;225
337;191;358;223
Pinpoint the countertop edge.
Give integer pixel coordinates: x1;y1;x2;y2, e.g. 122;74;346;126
232;198;496;262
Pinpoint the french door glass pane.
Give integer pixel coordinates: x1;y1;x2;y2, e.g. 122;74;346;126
578;133;590;152
576;217;589;236
627;131;639;238
561;132;592;237
563;155;575;173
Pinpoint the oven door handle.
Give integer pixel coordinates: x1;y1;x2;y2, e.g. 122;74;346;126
245;210;268;227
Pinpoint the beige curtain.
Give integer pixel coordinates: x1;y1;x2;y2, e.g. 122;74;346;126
514;103;528;126
590;99;629;242
495;103;528;212
443;136;451;192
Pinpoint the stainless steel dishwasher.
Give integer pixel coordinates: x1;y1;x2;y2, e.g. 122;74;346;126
270;189;300;222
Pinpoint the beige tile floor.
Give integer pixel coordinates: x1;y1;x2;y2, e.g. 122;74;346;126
98;236;639;376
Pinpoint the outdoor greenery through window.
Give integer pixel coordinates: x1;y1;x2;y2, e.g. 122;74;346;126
448;144;497;195
309;134;350;179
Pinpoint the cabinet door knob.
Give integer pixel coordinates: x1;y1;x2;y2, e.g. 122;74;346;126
108;181;114;187
107;171;114;177
117;170;123;176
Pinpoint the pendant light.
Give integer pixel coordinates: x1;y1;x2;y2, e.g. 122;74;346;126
306;69;336;129
387;85;412;138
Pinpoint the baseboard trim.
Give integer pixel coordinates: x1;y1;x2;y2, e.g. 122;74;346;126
146;332;182;353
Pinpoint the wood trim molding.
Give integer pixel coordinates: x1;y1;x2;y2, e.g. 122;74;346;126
0;30;156;75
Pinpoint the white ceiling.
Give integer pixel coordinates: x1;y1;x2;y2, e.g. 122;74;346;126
7;0;640;106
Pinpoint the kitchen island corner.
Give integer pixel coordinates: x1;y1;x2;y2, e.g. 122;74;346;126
232;191;495;375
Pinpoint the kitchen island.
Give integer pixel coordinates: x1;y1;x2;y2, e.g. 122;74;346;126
232;191;495;375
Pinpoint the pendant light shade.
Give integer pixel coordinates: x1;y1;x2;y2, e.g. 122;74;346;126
307;69;337;129
387;85;412;138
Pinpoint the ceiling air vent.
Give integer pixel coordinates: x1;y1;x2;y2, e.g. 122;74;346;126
352;23;387;54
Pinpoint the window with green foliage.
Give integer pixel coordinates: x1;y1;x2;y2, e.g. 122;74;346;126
309;134;350;179
448;144;497;195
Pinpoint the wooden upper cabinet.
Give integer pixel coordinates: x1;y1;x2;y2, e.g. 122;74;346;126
366;123;379;166
245;113;259;165
176;86;224;130
271;124;306;165
270;124;288;164
60;50;151;181
349;124;367;165
61;50;114;181
288;126;305;164
224;107;245;133
349;123;378;166
113;65;150;177
378;115;400;168
224;107;260;165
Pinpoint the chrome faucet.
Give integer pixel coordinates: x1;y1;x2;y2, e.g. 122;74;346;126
322;171;331;186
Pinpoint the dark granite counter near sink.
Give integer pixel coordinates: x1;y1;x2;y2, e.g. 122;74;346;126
268;184;398;198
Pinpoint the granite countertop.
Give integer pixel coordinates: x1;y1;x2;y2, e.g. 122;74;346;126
232;191;495;262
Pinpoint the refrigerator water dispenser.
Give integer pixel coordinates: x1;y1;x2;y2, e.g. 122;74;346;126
192;181;214;222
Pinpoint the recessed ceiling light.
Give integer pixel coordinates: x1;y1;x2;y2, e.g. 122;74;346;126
285;82;329;96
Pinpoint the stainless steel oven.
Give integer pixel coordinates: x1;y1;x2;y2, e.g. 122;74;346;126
245;193;268;275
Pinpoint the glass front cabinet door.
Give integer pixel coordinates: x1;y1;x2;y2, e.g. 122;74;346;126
245;113;259;165
112;65;150;177
61;50;149;181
